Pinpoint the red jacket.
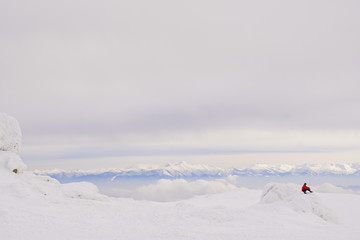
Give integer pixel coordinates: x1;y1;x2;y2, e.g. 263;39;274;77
302;185;310;191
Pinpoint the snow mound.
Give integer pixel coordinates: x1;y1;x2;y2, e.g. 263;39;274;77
0;113;22;154
0;151;27;173
0;113;107;202
261;183;337;222
1;165;108;202
260;182;299;203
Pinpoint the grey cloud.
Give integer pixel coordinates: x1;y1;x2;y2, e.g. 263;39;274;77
1;0;360;144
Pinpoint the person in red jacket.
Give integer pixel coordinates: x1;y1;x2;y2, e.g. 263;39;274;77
302;183;313;194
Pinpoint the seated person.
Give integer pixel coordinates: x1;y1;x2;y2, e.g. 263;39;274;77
302;183;312;194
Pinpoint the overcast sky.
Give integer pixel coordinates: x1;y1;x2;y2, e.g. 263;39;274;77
1;0;360;169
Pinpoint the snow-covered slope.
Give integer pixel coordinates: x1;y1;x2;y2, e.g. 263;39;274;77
1;113;360;240
2;166;360;240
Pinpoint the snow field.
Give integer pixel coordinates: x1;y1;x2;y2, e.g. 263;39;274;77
1;157;359;240
1;113;359;240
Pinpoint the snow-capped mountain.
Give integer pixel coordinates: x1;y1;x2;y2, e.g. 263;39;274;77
231;163;360;177
33;161;360;182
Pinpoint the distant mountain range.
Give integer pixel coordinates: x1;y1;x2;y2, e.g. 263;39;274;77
33;161;360;182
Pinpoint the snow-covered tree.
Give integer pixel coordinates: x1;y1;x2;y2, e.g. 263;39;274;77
0;113;25;172
0;113;22;153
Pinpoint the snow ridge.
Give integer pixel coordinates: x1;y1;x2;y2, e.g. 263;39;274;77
34;161;360;181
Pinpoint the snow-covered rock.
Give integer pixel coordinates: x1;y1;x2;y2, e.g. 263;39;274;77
261;182;337;222
0;156;107;202
0;113;106;202
0;113;22;154
260;182;299;203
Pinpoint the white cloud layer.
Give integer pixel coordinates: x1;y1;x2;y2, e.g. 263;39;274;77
104;178;237;202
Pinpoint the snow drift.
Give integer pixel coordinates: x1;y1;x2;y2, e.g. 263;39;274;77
0;151;27;173
0;153;107;202
0;113;106;202
261;182;337;222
